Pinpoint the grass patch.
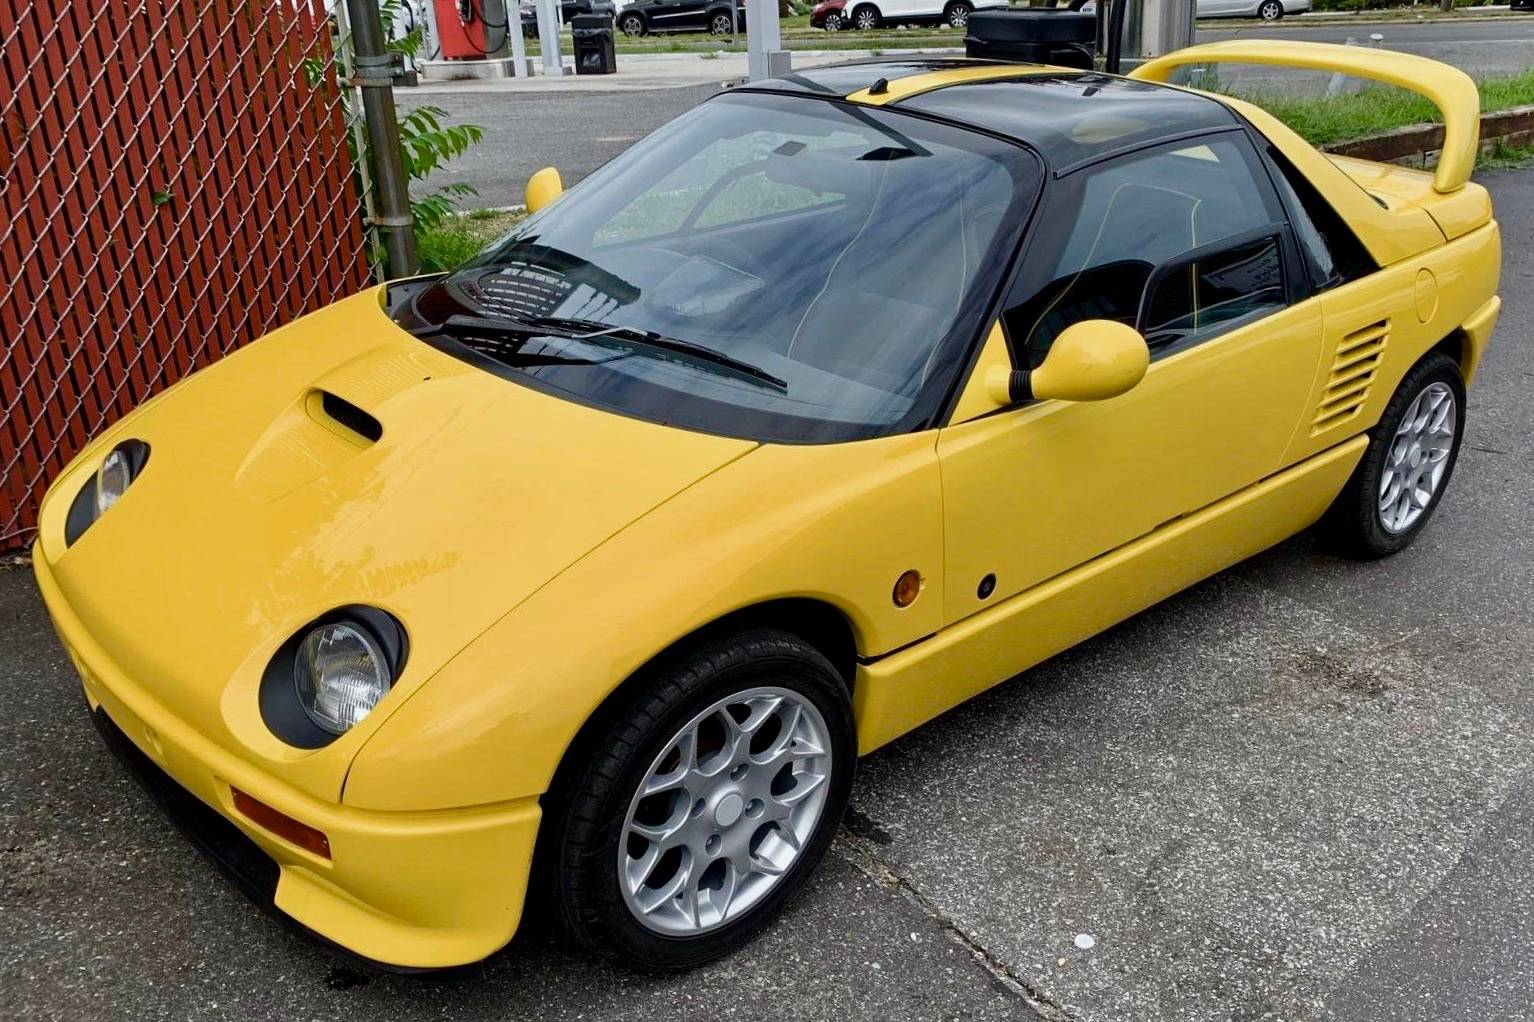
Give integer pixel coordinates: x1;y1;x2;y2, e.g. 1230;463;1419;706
1478;141;1534;170
415;209;526;272
1224;67;1534;147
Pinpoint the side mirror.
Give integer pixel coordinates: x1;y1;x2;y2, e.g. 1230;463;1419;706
524;166;564;214
986;320;1149;406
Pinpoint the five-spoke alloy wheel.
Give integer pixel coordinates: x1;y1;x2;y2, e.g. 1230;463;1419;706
550;629;855;969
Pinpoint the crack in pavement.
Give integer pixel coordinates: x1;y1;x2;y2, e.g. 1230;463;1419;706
834;828;1075;1021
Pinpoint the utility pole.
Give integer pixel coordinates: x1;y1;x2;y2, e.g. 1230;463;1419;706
746;0;789;80
344;0;418;277
1113;0;1194;64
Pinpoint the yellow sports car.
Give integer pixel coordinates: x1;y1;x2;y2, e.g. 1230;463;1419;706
34;41;1500;971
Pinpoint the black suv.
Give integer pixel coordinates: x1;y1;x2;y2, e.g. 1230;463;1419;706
615;0;746;36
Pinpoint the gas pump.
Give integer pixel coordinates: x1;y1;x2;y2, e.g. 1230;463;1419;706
432;0;514;58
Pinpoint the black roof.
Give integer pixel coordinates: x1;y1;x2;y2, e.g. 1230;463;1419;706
744;61;1239;171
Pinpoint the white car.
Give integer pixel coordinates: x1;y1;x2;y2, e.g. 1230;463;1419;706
1199;0;1311;20
1080;0;1310;19
812;0;1010;32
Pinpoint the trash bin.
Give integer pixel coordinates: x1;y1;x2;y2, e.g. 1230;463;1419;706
964;9;1095;70
571;13;617;75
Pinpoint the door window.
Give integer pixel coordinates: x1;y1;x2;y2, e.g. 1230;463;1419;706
1004;135;1288;368
1139;230;1286;354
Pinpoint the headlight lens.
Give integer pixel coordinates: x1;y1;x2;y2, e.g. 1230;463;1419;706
94;447;135;516
293;622;392;734
65;439;151;546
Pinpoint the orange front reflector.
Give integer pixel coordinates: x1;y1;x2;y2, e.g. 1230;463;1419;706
231;788;332;859
893;569;922;608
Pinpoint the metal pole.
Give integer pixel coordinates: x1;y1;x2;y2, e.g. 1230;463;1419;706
746;0;788;80
537;0;564;76
345;0;418;277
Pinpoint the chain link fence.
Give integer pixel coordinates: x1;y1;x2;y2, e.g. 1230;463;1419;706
1;0;373;549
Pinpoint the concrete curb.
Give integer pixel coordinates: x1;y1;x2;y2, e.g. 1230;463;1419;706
1323;104;1534;166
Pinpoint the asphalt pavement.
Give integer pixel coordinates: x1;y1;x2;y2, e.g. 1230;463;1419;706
3;159;1533;1022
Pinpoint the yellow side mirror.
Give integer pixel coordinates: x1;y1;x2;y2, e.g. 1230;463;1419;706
986;320;1149;406
524;166;564;214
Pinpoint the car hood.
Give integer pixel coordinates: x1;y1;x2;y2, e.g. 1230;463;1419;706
42;288;756;800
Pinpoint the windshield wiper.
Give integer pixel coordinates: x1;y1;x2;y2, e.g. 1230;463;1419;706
416;314;621;369
416;313;546;339
528;316;787;392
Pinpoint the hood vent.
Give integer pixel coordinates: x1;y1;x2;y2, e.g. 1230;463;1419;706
320;391;383;443
1311;319;1388;435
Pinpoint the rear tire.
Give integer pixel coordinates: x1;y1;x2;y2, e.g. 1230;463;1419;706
710;10;734;33
1258;0;1283;19
851;3;881;29
945;0;971;27
553;630;856;970
1319;352;1465;559
620;11;646;35
823;10;845;29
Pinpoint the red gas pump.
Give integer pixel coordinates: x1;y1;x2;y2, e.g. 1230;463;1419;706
434;0;503;59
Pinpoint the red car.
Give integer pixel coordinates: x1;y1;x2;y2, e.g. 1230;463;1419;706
810;0;849;29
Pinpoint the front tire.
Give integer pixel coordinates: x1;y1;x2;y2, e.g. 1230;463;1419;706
1258;0;1283;19
944;0;971;28
619;11;646;35
851;3;881;29
553;630;856;969
1320;352;1465;559
710;10;734;33
823;10;845;29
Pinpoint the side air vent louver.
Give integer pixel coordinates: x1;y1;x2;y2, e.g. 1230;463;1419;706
320;391;383;443
1311;320;1389;435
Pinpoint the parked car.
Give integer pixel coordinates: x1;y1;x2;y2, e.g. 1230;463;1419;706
1198;0;1310;20
818;0;1007;30
39;42;1499;973
615;0;743;36
809;0;847;29
1083;0;1308;17
519;0;618;36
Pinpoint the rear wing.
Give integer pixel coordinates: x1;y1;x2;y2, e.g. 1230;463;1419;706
1129;41;1480;195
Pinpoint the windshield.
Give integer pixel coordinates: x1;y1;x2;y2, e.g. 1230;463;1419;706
406;90;1043;443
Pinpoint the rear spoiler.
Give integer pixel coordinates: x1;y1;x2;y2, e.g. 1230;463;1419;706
1129;41;1480;195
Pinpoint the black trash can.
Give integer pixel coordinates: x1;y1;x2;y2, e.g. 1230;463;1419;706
964;9;1095;70
572;13;617;75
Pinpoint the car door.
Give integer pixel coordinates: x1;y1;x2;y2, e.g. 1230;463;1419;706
937;133;1325;626
649;0;708;30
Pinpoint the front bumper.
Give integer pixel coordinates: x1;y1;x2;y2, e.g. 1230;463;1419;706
34;545;542;970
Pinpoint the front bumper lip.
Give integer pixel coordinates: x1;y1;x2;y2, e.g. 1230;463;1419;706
35;544;542;970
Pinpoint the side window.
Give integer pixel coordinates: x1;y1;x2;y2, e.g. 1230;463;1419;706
1004;136;1288;368
1264;145;1376;289
1140;231;1286;354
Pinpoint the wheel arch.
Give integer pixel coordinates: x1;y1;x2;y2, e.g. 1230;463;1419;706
529;597;861;895
544;598;856;784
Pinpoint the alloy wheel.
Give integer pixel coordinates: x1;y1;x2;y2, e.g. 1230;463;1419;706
618;686;833;936
947;3;969;27
1259;1;1282;18
1378;381;1456;534
854;7;877;28
711;12;733;33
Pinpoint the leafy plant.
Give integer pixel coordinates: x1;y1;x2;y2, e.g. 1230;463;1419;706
307;1;486;270
396;105;484;231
